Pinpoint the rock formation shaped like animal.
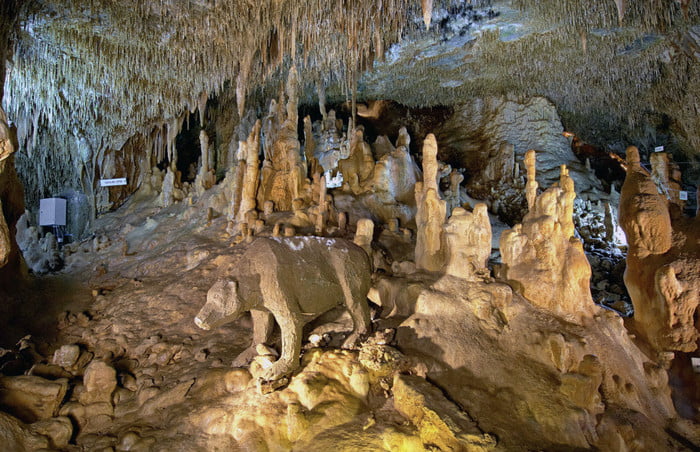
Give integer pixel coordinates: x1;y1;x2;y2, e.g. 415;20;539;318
195;236;372;381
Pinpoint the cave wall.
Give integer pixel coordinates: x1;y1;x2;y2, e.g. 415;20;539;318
0;1;24;282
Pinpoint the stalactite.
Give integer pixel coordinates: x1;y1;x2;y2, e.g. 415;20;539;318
421;0;433;30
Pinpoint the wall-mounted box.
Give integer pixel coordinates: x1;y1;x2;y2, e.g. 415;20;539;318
39;198;67;226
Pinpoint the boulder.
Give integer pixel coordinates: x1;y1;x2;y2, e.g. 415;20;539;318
0;375;68;422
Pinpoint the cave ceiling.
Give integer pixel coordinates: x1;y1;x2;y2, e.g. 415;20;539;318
1;0;699;161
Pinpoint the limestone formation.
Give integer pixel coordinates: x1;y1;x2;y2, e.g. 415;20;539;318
393;374;497;451
78;360;117;405
650;151;684;212
302;115;321;177
15;213;63;274
414;134;446;272
338;128;374;194
158;165;185;208
0;198;10;267
353;218;374;258
443;204;491;280
500;158;596;323
444;168;464;214
257;68;309;212
237;120;262;222
194;130;216;195
0;107;24;279
524;149;538;210
395;273;676;450
0;412;51;451
436;97;601;196
0;375;69;422
195;237;371;380
619;146;700;353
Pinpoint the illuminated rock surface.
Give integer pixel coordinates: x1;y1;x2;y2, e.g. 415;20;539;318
0;1;699;451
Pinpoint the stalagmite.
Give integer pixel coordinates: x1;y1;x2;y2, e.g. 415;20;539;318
619;146;700;354
194;130;216;195
338;128;374;194
445;169;464;214
499;160;595;323
354;218;374;258
303;116;320;177
421;0;433;30
414;134;446;272
256;70;308;211
237;120;261;223
524;149;538;210
619;147;672;258
443;204;491;280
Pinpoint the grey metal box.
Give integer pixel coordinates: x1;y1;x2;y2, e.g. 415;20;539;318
39;198;67;226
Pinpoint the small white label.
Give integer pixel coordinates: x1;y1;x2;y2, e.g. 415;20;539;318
654;146;664;153
324;171;343;189
692;357;700;373
679;191;688;201
100;178;127;187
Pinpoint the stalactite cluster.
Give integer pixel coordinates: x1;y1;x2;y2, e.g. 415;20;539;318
4;0;434;154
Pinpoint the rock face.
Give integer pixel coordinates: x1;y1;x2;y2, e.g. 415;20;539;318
436;97;600;193
79;360;117;405
0;412;51;451
619;146;700;354
396;275;677;451
195;237;372;380
0;106;25;281
500;154;596;323
393;374;496;451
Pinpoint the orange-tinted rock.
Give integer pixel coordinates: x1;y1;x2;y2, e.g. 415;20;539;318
500;156;596;323
619;146;700;353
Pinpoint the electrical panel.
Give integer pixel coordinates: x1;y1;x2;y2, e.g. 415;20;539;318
39;198;67;226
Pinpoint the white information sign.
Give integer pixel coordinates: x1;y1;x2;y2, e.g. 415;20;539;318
654;146;664;153
692;357;700;373
679;191;689;201
100;178;127;187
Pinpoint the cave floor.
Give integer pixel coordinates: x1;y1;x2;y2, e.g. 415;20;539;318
10;190;441;450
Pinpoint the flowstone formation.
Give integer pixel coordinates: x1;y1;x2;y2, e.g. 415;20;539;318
619;146;700;355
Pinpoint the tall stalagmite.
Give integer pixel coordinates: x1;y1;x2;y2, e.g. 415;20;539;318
619;146;700;354
414;134;446;272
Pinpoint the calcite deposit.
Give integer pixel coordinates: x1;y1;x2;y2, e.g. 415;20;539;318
1;1;700;451
620;146;700;355
500;153;596;323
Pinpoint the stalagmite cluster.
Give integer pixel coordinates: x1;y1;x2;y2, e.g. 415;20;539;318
499;153;596;323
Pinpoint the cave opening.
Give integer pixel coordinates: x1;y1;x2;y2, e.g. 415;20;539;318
174;114;202;183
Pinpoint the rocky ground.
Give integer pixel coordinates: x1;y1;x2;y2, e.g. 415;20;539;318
0;188;502;451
